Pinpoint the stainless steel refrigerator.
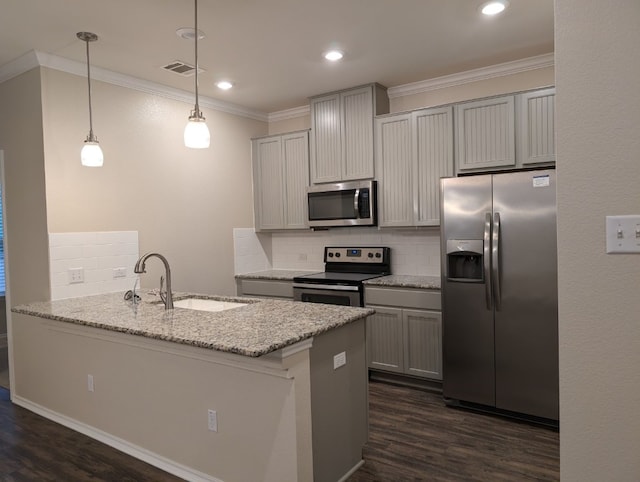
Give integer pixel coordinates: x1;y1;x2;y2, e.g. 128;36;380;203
440;169;558;421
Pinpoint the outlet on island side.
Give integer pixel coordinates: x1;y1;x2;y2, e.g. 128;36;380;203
333;351;346;370
87;374;94;392
207;409;218;432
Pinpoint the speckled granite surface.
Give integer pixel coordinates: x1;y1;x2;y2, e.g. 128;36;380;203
235;269;318;281
364;275;441;290
12;292;373;358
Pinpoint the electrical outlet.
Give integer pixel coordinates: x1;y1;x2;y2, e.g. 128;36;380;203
207;409;218;432
113;267;127;278
333;351;347;370
68;267;84;284
87;374;94;392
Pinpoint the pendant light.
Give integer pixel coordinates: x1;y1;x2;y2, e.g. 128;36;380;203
77;32;104;167
184;0;210;149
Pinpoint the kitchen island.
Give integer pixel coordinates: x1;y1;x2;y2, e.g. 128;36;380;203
11;292;373;482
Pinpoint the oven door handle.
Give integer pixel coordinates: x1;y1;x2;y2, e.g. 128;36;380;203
293;283;360;292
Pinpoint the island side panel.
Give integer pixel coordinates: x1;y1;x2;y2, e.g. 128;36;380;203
309;318;368;482
10;313;306;482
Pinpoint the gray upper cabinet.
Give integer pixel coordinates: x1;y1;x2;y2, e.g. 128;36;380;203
455;88;556;175
517;87;556;166
252;130;309;231
310;84;389;184
375;106;454;227
455;95;516;173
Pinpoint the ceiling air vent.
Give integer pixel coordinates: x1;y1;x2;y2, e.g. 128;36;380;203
161;60;204;77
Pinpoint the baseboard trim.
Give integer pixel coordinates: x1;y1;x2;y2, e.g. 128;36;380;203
338;459;365;482
11;395;222;482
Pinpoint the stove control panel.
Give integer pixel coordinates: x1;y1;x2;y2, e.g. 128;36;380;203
324;247;389;264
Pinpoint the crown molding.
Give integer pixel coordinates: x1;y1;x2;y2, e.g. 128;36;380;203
268;105;310;123
0;50;40;83
0;50;268;122
387;53;555;99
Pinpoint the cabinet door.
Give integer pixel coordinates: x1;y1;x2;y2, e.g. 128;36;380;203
342;86;374;180
310;93;341;183
413;106;454;226
375;114;414;227
253;137;284;230
518;88;555;166
282;131;309;229
455;95;515;173
403;309;442;380
366;306;404;373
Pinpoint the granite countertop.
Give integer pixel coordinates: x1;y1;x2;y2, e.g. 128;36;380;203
235;269;318;281
12;292;373;358
364;275;441;290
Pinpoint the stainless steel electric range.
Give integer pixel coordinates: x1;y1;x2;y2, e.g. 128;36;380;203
292;247;391;307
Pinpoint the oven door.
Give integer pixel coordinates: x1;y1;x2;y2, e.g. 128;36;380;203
293;283;362;306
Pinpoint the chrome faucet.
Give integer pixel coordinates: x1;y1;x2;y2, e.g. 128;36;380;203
134;252;174;309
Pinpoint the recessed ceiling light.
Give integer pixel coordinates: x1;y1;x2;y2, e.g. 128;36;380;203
324;50;344;62
176;27;205;40
216;80;233;90
481;1;508;15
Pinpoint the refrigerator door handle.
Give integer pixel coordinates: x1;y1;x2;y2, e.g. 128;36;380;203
492;212;502;311
484;212;492;310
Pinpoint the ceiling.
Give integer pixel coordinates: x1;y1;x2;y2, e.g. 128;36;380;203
0;0;554;114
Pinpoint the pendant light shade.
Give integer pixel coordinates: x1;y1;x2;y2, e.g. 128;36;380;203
77;31;103;167
184;0;210;149
184;113;210;148
81;141;104;167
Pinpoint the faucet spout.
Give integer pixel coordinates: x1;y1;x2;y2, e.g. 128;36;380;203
134;252;174;309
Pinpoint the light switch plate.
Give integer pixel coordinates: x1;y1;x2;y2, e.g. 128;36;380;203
606;215;640;253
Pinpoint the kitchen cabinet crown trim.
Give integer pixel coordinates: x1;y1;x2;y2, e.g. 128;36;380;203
387;53;554;99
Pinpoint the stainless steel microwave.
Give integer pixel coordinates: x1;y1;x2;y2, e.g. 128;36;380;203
307;180;377;228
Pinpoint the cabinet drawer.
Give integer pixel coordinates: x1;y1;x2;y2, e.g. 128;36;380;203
365;286;441;310
237;279;293;299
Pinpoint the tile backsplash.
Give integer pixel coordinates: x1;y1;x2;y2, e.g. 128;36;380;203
234;227;442;276
49;231;139;300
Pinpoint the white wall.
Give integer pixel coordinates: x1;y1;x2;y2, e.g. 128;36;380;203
234;227;441;276
49;231;139;300
556;0;640;480
40;67;266;296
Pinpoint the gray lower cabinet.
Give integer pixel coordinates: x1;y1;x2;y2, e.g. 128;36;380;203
252;130;309;230
365;287;442;380
236;279;293;299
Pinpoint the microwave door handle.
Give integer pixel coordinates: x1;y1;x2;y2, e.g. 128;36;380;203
353;188;360;217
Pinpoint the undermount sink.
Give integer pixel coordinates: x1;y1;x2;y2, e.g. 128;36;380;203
173;298;248;312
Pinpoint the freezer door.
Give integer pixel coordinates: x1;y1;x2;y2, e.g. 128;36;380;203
440;175;495;406
492;170;558;420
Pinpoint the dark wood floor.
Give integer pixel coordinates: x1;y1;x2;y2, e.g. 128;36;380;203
0;381;558;481
348;381;559;481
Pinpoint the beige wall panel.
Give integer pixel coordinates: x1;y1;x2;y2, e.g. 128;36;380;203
12;313;302;481
268;114;311;135
390;66;554;113
556;0;640;480
40;68;267;296
0;68;51;306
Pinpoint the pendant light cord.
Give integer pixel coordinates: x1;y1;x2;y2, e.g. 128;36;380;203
193;0;200;116
84;37;96;141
